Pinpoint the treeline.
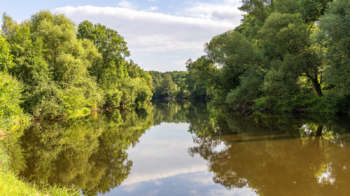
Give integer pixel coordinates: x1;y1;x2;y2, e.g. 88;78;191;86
0;11;153;129
187;0;350;113
148;70;212;99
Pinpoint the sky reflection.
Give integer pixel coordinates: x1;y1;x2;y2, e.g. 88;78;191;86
103;123;257;196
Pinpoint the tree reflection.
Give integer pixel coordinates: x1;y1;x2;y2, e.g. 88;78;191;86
3;101;350;196
16;104;153;196
188;112;350;196
152;100;208;125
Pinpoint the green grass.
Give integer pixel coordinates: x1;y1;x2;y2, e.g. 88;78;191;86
0;169;79;196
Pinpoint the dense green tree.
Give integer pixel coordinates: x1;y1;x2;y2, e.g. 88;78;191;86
0;11;152;123
2;12;103;117
261;13;323;97
0;31;14;72
77;20;129;84
0;33;25;130
161;74;175;96
148;70;211;99
77;20;152;107
189;31;267;103
186;0;350;111
0;72;25;130
319;0;350;91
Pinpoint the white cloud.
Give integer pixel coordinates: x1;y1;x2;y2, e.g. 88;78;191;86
149;6;158;11
118;0;135;9
122;183;142;193
52;1;243;71
184;1;242;22
188;171;217;186
209;187;257;196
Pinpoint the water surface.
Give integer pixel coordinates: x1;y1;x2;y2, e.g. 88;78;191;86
1;100;350;196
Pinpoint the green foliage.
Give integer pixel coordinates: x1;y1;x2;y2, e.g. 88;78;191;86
333;93;350;114
319;0;350;91
77;20;130;84
0;72;26;130
126;60;153;90
188;31;265;103
226;67;266;105
77;20;153;108
148;70;211;99
105;89;122;108
0;169;79;196
118;78;153;106
188;0;350;110
0;32;14;72
2;12;103;117
298;0;332;22
0;11;152;120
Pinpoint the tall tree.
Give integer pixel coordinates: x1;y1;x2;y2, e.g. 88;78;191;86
319;0;350;91
77;21;130;85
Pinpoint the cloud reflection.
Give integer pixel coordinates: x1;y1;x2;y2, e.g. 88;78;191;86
105;123;256;196
121;123;207;186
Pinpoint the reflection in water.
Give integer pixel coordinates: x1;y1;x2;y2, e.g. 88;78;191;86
188;112;350;196
1;100;350;195
1;104;154;196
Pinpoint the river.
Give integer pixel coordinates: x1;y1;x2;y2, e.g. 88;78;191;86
1;100;350;196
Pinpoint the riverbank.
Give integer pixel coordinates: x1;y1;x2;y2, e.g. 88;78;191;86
0;169;77;196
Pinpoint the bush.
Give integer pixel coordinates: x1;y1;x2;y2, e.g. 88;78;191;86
118;78;153;106
105;89;122;108
333;93;350;113
0;73;26;130
252;96;280;109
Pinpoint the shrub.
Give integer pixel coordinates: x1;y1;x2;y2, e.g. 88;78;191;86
0;73;25;130
105;89;122;108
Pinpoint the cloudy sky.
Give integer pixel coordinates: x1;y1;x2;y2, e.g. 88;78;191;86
1;0;244;71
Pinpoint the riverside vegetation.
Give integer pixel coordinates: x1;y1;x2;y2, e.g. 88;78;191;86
150;0;350;114
0;11;153;195
1;0;350;130
0;11;153;131
0;0;350;194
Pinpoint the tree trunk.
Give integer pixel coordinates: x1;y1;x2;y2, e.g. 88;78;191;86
316;126;323;137
310;77;323;97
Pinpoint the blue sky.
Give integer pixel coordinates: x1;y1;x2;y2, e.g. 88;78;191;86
1;0;243;71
